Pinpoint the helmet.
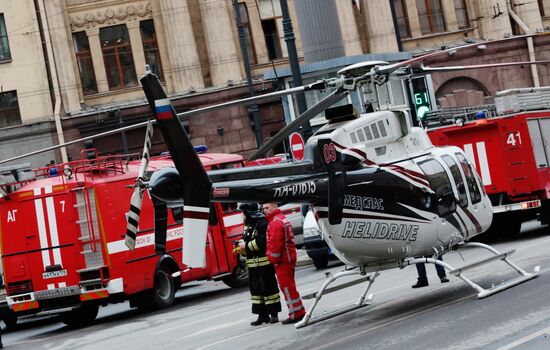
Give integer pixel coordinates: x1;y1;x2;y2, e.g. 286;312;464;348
238;203;264;220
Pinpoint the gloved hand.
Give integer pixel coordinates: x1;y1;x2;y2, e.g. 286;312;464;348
232;246;246;255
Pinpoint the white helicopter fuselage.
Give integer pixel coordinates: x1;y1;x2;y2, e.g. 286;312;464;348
306;110;493;269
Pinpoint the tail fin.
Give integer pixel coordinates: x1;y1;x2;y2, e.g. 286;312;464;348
140;73;212;268
318;139;345;225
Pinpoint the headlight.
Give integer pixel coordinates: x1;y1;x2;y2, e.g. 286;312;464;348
303;228;321;238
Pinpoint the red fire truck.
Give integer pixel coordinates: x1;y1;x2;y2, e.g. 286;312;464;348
0;150;247;326
425;87;550;239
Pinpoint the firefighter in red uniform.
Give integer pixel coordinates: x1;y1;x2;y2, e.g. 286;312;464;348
235;203;281;326
262;202;306;324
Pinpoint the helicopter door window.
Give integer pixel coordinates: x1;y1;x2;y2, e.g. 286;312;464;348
455;153;481;204
418;158;456;216
441;155;468;207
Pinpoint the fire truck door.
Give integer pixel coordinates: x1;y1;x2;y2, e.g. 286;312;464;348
207;205;231;274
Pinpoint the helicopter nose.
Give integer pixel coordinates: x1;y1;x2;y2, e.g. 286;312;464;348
149;167;184;202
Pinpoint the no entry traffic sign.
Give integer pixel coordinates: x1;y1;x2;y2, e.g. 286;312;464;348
289;132;305;161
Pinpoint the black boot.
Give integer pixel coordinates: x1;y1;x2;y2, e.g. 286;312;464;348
250;314;270;326
412;279;429;288
269;314;279;323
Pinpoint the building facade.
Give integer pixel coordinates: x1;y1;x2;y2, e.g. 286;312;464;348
1;0;550;166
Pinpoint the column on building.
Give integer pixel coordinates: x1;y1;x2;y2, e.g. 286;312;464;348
87;27;109;93
334;0;363;56
472;0;512;39
363;0;398;52
199;0;242;86
44;0;81;114
405;0;422;38
441;0;459;32
126;20;148;77
244;0;269;65
159;0;204;93
294;0;345;63
513;0;543;33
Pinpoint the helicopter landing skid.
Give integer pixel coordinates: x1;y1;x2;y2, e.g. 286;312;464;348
295;270;379;329
406;241;540;299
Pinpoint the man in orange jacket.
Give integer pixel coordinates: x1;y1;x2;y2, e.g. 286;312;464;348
262;202;306;324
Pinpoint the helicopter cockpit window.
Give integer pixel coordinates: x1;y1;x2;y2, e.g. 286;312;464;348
441;155;468;207
456;153;481;204
418;158;456;216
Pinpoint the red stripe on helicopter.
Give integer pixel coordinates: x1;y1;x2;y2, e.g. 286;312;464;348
183;211;210;220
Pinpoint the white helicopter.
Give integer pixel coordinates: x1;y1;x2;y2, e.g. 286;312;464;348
1;36;542;328
132;37;543;328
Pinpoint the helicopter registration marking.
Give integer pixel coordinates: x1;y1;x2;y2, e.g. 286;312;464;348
342;221;419;241
274;182;316;197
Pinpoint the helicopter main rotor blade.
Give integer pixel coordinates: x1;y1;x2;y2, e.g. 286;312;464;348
417;59;550;74
249;87;348;161
1;81;327;166
176;80;327;120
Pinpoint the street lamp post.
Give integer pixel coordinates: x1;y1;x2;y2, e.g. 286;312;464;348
280;0;311;138
232;0;263;147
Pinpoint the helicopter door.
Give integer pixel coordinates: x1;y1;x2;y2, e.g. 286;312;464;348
417;158;456;243
441;155;472;238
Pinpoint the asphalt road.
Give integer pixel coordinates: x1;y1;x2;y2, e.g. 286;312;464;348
3;220;550;350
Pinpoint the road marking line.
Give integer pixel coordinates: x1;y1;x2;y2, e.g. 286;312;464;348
497;325;550;350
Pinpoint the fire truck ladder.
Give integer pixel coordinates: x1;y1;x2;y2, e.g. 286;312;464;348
73;186;106;289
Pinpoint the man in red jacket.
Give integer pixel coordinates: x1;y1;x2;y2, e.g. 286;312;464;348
262;202;306;324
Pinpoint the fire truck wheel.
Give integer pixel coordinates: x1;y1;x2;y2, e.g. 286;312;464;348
60;303;99;327
222;255;249;288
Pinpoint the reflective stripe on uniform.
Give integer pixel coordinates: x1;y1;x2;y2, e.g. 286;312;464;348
247;240;259;251
251;293;280;305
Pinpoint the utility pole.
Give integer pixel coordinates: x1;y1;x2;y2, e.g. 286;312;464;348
280;0;311;138
232;0;263;147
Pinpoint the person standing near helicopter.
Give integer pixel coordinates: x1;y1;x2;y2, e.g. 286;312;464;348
235;203;281;326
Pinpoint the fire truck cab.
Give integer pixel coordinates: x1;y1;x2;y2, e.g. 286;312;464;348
425;87;550;240
0;151;247;326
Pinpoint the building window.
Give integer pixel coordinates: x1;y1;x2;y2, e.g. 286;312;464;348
393;0;411;38
100;25;137;90
454;0;469;29
0;91;21;128
416;0;446;34
73;31;97;95
262;19;282;60
236;3;257;64
140;20;164;81
0;14;11;62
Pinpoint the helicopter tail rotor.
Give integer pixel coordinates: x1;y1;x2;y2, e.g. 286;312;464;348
125;120;154;250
